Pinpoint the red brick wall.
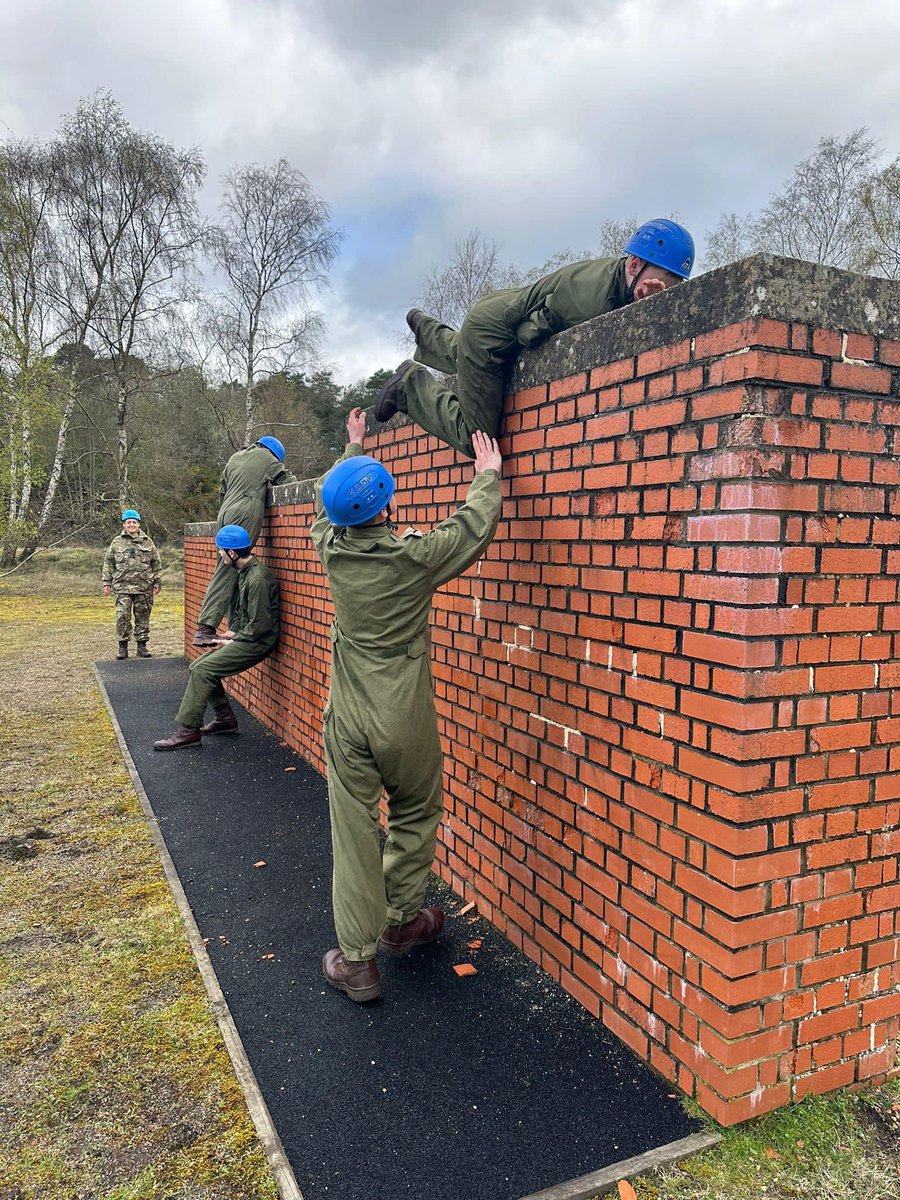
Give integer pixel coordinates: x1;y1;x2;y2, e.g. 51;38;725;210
185;292;900;1126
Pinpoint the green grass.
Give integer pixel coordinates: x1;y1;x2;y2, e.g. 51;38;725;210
2;542;184;596
607;1085;900;1199
0;569;278;1200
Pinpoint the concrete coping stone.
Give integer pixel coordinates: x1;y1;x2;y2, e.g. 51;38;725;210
186;254;900;526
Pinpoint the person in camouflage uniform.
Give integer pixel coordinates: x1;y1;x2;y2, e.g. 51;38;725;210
313;408;502;1003
192;435;296;647
102;509;162;659
374;219;695;457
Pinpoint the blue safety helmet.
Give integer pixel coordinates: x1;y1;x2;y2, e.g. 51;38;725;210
624;219;695;279
216;524;253;551
257;435;286;461
121;509;141;522
321;455;395;526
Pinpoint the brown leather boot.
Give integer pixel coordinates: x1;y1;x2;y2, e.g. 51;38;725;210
192;623;222;647
136;642;152;658
116;641;128;660
378;907;445;956
200;703;239;735
322;950;381;1003
153;725;202;751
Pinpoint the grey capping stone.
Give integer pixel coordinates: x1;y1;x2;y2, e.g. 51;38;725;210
511;252;900;392
269;477;318;507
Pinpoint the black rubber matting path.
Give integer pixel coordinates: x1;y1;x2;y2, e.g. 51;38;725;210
97;656;704;1200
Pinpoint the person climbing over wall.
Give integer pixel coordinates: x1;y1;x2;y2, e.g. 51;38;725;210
374;218;695;457
312;406;503;1003
192;435;296;647
154;524;279;750
102;509;162;660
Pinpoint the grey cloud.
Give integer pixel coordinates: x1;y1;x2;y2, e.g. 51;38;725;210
1;0;898;384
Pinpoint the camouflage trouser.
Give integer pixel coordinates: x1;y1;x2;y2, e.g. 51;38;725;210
115;592;154;642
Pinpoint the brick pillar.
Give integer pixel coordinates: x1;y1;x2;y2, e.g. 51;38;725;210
185;255;900;1125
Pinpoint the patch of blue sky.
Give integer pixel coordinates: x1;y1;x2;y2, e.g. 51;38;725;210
331;193;439;270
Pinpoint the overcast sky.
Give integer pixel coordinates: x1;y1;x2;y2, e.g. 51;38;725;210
1;0;898;385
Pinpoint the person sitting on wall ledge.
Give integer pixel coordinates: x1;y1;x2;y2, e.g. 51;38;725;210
312;406;503;1003
374;218;695;458
154;524;279;751
192;434;296;648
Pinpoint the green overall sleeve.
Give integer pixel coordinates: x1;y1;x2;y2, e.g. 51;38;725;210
270;463;299;487
406;470;502;587
515;256;625;348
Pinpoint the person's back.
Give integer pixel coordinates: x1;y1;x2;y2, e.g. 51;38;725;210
231;556;280;649
312;410;502;1004
314;483;498;652
193;435;295;647
219;444;295;529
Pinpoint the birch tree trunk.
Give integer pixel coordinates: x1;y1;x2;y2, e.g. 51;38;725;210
37;375;76;530
116;382;128;508
243;337;255;446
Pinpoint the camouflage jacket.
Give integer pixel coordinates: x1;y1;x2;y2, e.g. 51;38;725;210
102;531;162;594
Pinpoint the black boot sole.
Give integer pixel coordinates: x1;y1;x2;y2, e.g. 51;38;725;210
406;308;425;336
373;360;416;423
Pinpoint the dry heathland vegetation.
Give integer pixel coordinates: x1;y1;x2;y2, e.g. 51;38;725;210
0;552;277;1200
0;550;897;1200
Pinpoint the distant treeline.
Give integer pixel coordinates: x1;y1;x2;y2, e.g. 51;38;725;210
0;89;393;564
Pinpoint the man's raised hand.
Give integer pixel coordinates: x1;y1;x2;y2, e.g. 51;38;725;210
634;277;669;301
472;430;502;475
347;406;367;446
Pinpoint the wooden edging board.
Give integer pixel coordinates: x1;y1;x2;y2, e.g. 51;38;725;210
93;665;304;1200
517;1130;722;1199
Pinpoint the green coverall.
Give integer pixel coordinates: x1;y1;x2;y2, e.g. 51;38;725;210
401;254;628;456
102;530;162;642
311;444;501;961
177;557;279;728
198;445;296;629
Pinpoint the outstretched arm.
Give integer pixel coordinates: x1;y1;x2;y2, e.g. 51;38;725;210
311;408;367;541
408;431;503;586
346;405;366;449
